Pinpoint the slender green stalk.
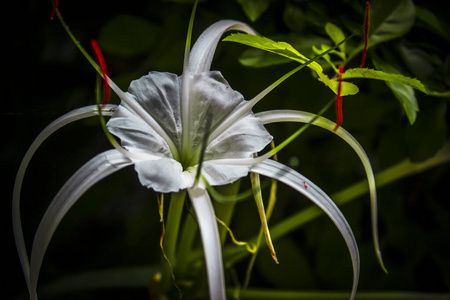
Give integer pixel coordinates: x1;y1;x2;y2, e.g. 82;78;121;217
175;208;198;276
51;1;102;77
230;288;450;300
161;191;186;291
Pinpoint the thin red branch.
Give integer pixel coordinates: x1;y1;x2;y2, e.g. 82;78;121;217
50;0;59;20
90;40;111;106
333;65;344;132
360;1;370;67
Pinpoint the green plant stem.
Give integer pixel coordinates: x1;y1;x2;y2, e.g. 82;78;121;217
175;210;198;277
52;2;102;77
229;288;450;299
161;191;186;291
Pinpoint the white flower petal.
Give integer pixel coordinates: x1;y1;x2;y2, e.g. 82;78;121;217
189;20;257;74
107;103;173;158
188;71;262;154
13;105;117;290
28;150;132;300
108;70;272;192
201;162;250;187
187;188;226;300
205;113;272;160
250;159;359;300
200;112;272;186
133;158;192;193
108;78;180;159
125;72;182;148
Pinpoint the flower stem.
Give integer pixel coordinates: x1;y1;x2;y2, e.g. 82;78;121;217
161;191;186;292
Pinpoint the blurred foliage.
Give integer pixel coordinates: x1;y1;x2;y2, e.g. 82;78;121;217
5;0;450;299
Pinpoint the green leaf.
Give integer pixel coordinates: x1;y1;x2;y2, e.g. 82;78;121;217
237;0;270;22
349;0;415;60
283;2;306;32
224;33;359;96
312;44;345;72
369;0;416;47
343;63;421;124
99;14;158;57
325;22;346;53
342;67;428;94
238;34;331;68
415;6;450;41
239;48;291;68
312;45;334;72
398;43;434;80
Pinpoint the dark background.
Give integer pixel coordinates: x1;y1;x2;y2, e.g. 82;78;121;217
5;0;450;299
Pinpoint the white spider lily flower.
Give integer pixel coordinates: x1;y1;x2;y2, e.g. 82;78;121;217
12;16;381;300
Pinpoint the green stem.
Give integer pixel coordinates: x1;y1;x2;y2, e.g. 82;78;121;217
229;288;450;299
175;210;198;277
161;191;186;291
52;2;102;77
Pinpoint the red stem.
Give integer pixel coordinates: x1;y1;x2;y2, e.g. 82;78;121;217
50;0;59;20
360;1;370;67
90;40;111;106
333;65;344;132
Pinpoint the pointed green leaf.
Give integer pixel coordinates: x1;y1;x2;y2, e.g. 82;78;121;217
224;33;359;96
238;34;333;68
368;0;415;47
312;44;345;72
416;6;450;41
342;64;422;124
325;22;346;53
237;0;270;22
342;67;428;94
348;0;415;60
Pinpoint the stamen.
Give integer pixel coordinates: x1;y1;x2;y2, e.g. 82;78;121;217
333;65;344;132
216;217;256;253
360;1;370;68
90;39;111;107
50;0;59;20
